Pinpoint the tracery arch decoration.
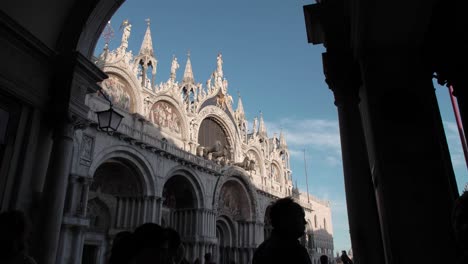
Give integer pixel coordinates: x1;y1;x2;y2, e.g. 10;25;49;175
88;145;157;196
162;166;206;209
100;65;144;113
149;97;189;140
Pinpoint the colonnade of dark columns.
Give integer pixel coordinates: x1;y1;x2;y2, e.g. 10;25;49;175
305;1;461;263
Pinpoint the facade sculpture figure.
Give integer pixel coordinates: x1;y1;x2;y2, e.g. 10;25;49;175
121;20;131;45
253;117;258;134
170;56;179;81
216;53;223;78
233;156;256;172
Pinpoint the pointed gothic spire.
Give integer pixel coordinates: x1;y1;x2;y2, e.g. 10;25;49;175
259;111;267;137
183;50;195;84
279;129;287;148
236;92;245;119
139;19;154;57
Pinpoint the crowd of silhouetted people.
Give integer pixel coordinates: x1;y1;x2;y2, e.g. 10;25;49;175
0;191;467;264
108;223;206;264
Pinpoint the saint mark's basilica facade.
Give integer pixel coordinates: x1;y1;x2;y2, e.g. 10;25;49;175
57;20;334;264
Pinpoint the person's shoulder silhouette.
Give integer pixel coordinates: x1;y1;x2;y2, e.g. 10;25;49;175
253;197;311;264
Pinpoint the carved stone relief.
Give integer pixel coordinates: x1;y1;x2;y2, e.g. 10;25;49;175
80;134;94;166
149;101;181;134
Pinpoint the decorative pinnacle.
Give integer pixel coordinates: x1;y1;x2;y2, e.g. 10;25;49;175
145;18;150;26
187;49;191;58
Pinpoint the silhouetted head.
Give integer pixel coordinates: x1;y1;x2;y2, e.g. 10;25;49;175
269;197;306;239
108;231;135;264
194;258;200;264
131;223;166;263
453;191;468;248
204;252;212;262
0;210;29;260
320;254;328;264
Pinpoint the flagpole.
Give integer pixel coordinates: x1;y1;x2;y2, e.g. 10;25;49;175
303;149;310;203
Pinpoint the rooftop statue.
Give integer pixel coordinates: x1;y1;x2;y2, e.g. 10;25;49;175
120;19;131;44
170;56;179;81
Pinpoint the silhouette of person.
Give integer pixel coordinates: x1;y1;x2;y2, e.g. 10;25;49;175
0;210;36;264
108;231;135;264
204;252;215;264
340;251;353;264
319;254;328;264
164;227;184;264
131;223;167;263
253;197;311;264
453;191;468;264
193;257;200;264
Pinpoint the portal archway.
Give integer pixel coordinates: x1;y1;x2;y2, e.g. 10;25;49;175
161;170;205;262
214;174;258;264
83;156;157;264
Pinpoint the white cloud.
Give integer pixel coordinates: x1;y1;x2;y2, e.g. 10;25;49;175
265;118;342;167
266;118;341;151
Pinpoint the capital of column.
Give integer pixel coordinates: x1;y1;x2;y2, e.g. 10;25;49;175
322;51;361;107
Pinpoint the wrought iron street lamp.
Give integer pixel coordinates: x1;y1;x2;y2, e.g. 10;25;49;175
96;89;124;134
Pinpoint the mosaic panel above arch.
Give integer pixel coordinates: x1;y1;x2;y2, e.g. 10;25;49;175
218;180;251;221
99;74;133;111
149;101;182;135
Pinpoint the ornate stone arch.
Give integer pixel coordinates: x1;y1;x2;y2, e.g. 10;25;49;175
162;166;206;209
246;146;265;177
270;159;284;185
196;106;239;157
149;96;189;140
213;167;259;222
89;145;157;196
101;65;144;113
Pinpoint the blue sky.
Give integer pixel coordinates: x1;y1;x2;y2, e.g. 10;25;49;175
95;0;468;254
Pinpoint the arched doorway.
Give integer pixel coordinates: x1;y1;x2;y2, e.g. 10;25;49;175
215;176;256;264
83;157;154;263
162;173;202;262
216;216;236;264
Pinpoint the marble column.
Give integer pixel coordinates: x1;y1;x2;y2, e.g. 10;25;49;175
80;178;91;217
35;121;75;264
358;52;457;263
65;175;80;215
322;51;385;264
